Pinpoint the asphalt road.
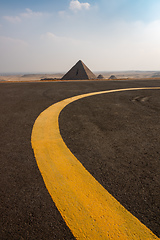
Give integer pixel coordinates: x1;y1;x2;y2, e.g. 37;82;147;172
0;80;160;239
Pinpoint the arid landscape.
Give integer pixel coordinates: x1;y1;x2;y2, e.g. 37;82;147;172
1;71;160;82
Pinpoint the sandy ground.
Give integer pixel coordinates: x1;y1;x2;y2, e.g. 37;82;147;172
0;73;63;82
0;71;160;82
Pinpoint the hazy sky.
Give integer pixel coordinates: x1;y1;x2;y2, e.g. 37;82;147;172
0;0;160;73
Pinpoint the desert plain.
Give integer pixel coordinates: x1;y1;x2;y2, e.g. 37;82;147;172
1;70;160;82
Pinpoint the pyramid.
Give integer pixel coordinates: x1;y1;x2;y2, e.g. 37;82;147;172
108;75;117;80
61;60;96;80
97;74;104;79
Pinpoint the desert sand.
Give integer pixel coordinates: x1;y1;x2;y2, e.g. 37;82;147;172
0;71;160;82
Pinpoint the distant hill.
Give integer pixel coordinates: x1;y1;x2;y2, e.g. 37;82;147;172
94;71;160;79
152;72;160;78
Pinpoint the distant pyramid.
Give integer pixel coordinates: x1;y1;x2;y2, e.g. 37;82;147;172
108;75;117;80
61;60;96;80
97;74;104;79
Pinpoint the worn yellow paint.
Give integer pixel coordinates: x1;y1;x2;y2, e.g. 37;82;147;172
31;87;160;239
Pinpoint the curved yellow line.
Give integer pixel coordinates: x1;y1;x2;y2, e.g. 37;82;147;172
31;87;160;240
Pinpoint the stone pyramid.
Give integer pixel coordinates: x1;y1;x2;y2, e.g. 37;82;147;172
61;60;96;80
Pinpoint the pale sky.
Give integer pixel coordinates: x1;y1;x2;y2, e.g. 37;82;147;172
0;0;160;73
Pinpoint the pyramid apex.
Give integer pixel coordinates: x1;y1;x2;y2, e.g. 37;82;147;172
77;60;83;63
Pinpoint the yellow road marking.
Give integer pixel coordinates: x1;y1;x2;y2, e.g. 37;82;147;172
31;87;160;239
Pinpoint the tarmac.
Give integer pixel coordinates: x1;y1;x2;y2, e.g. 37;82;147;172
0;80;160;239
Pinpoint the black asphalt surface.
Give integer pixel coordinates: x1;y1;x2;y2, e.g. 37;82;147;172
0;80;160;239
